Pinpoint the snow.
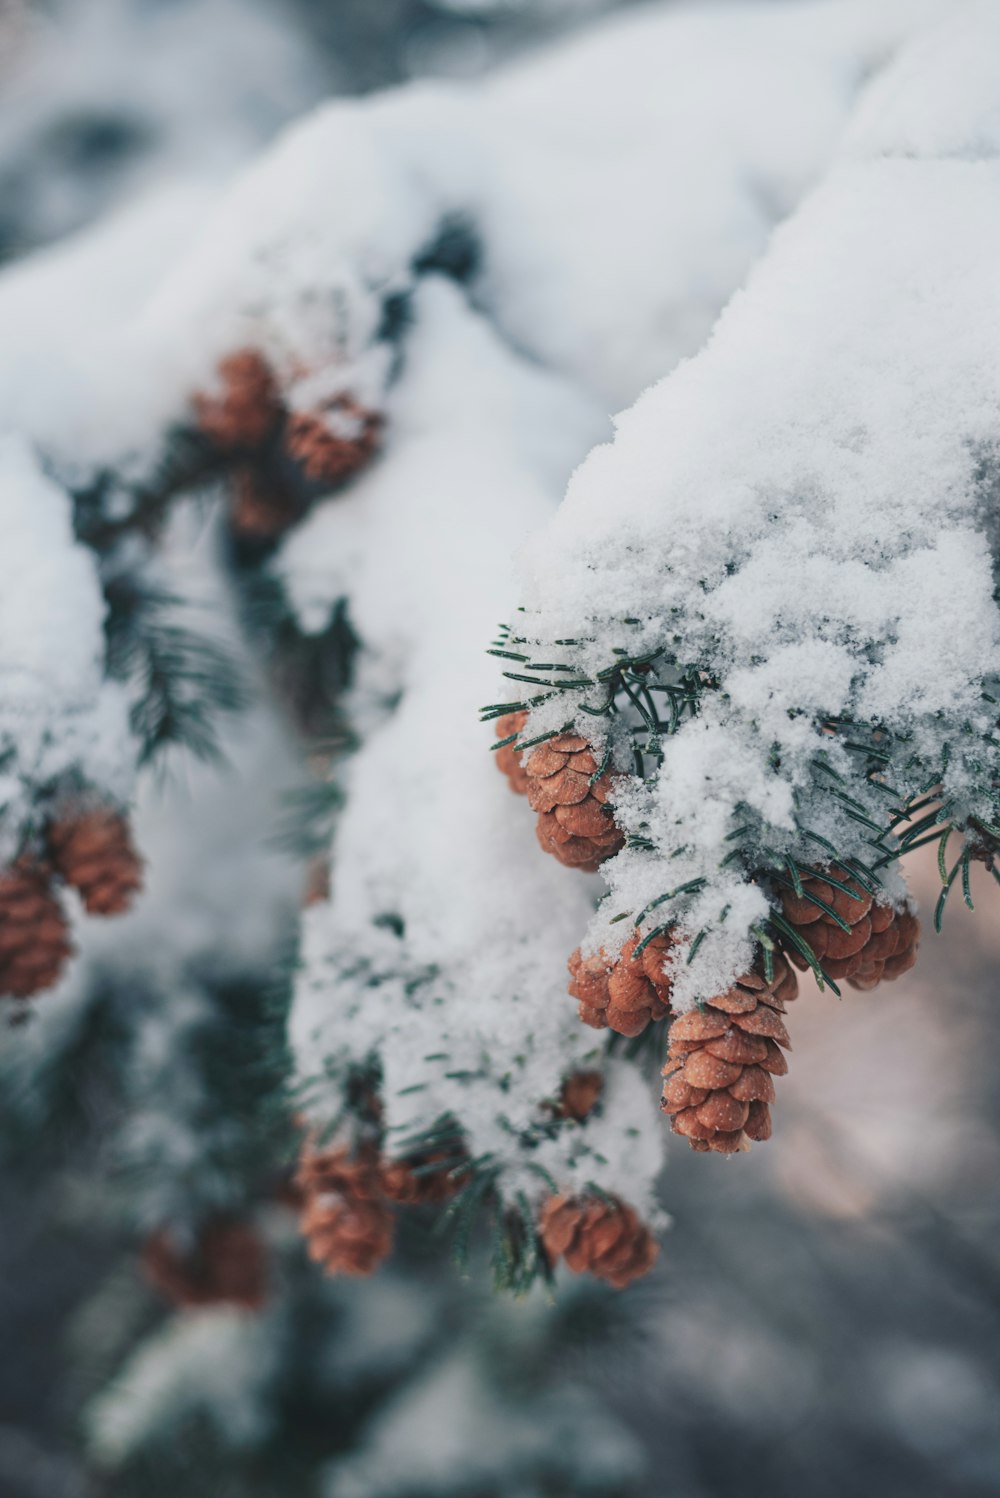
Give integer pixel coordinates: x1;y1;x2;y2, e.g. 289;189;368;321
0;496;303;1226
471;0;946;406
87;1307;281;1463
0;0;948;488
0;436;132;860
0;183;215;475
33;0;930;482
136;0;948;422
272;0;977;1207
513;9;1000;1007
286;278;667;1212
327;1338;641;1498
0;0;992;1234
843;0;1000;162
0;0;328;254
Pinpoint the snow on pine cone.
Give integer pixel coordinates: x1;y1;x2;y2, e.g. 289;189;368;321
47;807;143;916
661;953;798;1155
0;862;72;999
778;867;919;989
295;1142;395;1277
493;709;530;796
285;396;381;485
539;1194;658;1289
142;1219;269;1310
525;733;625;872
193;349;283;452
567;931;672;1037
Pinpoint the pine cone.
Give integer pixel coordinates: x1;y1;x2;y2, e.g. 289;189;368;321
379;1151;466;1206
567;931;672;1037
142;1219;268;1310
539;1194;658;1289
526;734;624;872
228;465;305;540
0;862;72;999
194;350;283;451
296;1143;394;1276
285;397;381;485
494;710;530;796
47;808;143;916
661;953;798;1154
556;1070;604;1122
779;867;919;989
302;855;331;909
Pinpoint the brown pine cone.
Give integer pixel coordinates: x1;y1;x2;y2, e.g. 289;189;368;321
526;735;625;872
228;466;306;540
285;397;381;484
494;710;530;796
661;953;798;1154
47;808;143;916
141;1219;268;1310
0;862;72;999
567;931;672;1037
539;1194;658;1289
194;350;283;451
556;1070;604;1122
379;1151;466;1206
779;867;919;989
302;855;331;909
296;1142;394;1276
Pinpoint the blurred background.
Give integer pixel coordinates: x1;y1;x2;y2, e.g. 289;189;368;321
1;2;999;1496
0;0;620;263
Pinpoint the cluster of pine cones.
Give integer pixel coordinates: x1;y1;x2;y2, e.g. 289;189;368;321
567;868;919;1157
292;1073;657;1291
194;350;382;541
292;1136;462;1277
0;806;143;1004
141;1119;657;1304
493;713;922;1273
141;1141;472;1310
